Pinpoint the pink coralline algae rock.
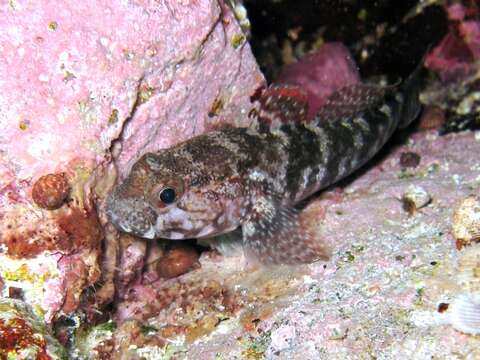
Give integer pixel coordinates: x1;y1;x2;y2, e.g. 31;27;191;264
277;42;360;119
425;3;480;80
0;0;263;320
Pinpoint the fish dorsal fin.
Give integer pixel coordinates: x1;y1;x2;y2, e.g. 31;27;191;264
250;85;310;131
242;194;329;265
315;82;398;124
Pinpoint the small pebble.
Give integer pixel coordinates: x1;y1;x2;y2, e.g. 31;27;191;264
156;243;199;279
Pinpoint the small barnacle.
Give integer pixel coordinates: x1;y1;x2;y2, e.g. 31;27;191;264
456;244;480;294
231;33;246;49
402;185;431;215
456;91;480;116
228;0;251;37
287;26;302;41
452;195;480;248
145;46;157;58
32;172;70;210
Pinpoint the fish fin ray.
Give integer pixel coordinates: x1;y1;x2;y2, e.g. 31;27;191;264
250;85;310;131
314;82;397;124
242;195;329;265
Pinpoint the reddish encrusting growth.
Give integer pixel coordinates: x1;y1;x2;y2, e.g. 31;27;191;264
59;255;97;313
0;318;51;360
4;206;103;258
117;279;242;322
31;173;70;210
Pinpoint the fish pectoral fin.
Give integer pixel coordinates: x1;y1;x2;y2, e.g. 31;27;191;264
242;196;330;265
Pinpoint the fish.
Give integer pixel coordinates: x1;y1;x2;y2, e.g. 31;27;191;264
106;70;422;265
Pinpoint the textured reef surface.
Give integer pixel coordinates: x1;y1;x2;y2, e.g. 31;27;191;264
73;129;480;359
0;0;263;329
1;0;480;359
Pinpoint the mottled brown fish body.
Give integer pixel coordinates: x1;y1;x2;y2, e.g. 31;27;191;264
107;77;420;265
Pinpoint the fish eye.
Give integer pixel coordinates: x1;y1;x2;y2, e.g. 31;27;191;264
159;187;176;204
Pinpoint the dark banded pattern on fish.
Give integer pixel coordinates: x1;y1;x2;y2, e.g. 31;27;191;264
107;72;421;265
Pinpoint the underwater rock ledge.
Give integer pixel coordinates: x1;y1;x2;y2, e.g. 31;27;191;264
0;0;263;323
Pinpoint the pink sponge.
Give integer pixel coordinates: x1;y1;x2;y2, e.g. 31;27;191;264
277;42;360;119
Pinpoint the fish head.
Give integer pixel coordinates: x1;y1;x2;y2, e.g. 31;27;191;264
107;148;246;240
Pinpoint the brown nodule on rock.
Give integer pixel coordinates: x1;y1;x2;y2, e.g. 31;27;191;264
400;152;421;168
437;302;449;313
156;243;200;279
32;172;70;210
8;286;24;300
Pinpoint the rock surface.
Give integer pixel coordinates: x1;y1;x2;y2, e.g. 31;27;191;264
74;129;480;359
2;0;480;358
0;0;263;321
158;130;480;359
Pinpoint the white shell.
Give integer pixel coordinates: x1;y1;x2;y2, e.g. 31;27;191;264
452;195;480;246
447;293;480;335
457;244;480;293
402;185;431;211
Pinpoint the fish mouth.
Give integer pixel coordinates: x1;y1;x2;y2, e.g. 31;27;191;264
106;190;158;238
116;220;157;240
117;220;132;233
141;226;156;239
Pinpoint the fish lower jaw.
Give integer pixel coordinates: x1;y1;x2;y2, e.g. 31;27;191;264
141;226;157;239
113;217;157;240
